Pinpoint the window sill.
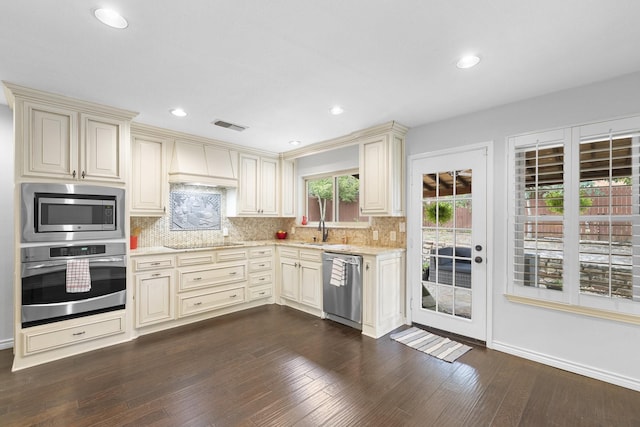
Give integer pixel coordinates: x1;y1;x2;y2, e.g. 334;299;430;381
505;294;640;325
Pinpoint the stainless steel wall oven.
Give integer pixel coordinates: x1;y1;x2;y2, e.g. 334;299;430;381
21;242;126;328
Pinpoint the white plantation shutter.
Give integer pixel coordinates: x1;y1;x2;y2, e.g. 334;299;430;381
577;125;640;306
508;117;640;315
511;129;568;302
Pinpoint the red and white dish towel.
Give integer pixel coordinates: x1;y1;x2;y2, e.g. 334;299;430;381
66;259;91;293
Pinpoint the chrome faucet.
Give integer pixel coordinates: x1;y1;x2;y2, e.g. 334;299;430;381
318;219;329;242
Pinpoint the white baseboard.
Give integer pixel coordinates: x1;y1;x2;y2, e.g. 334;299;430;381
0;338;14;350
492;340;640;392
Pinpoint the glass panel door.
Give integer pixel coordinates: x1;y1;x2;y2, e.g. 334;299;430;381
410;147;487;341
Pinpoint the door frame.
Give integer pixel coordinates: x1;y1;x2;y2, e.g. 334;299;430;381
406;141;494;345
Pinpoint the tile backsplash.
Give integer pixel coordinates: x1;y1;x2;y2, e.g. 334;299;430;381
130;184;406;248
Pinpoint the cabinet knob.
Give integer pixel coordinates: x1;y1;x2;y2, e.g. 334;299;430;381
72;170;76;178
152;273;160;277
193;302;202;306
81;170;86;179
72;331;86;336
193;277;202;281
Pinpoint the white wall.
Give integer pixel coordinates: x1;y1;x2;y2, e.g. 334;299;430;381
0;105;14;348
406;71;640;390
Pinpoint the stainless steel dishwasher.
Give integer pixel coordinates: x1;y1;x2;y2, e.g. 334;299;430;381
322;252;363;330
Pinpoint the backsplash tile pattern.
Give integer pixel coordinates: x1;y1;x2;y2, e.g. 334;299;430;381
282;217;406;248
130;184;405;249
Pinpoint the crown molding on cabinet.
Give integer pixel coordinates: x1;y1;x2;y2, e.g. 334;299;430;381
282;120;409;161
2;81;138;121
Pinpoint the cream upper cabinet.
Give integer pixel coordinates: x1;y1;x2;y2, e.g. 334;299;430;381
81;114;126;182
130;132;168;216
359;130;405;216
237;154;279;216
24;102;77;178
280;158;296;217
5;82;137;183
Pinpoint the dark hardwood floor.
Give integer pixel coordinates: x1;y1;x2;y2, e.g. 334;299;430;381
1;305;639;426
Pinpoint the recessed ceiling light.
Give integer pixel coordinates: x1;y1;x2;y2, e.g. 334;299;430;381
94;8;128;29
170;108;187;117
289;140;302;146
457;55;481;69
329;105;344;115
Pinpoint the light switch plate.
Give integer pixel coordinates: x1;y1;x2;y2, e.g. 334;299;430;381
373;230;379;240
291;226;296;234
399;222;406;232
390;231;397;241
222;227;229;237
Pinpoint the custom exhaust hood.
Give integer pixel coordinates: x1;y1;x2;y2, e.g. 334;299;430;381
169;141;239;187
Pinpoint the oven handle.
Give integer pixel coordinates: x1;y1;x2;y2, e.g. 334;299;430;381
21;256;126;277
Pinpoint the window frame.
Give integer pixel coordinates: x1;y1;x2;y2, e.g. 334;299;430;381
507;116;640;318
303;169;370;228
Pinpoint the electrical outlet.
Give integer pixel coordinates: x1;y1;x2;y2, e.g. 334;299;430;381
390;231;397;241
399;222;406;233
291;226;296;235
373;230;379;240
222;227;229;237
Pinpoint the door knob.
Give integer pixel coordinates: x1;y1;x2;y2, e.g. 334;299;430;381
475;245;483;251
474;256;483;264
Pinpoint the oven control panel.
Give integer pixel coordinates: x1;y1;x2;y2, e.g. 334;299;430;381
50;245;106;258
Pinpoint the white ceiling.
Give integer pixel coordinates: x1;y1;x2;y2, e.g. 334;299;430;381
2;1;640;154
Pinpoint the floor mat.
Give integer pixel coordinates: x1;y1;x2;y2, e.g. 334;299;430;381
390;327;472;363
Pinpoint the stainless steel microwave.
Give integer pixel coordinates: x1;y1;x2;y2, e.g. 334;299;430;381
21;183;125;242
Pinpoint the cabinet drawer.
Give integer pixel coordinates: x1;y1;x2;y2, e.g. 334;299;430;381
299;249;322;262
249;247;273;258
249;271;273;287
249;285;273;300
249;258;272;272
177;251;215;267
179;264;246;291
179;287;245;317
24;315;124;355
134;256;174;272
217;249;247;262
279;247;298;259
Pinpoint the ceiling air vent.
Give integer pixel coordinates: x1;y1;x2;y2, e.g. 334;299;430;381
212;119;248;132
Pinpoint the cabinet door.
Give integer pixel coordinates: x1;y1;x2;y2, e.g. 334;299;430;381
135;270;175;327
281;159;296;217
81;114;125;182
23;102;77;178
299;260;322;309
260;157;279;215
131;135;166;215
359;134;389;215
238;154;259;214
280;257;299;301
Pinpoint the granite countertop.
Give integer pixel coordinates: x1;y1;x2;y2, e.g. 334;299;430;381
129;240;405;257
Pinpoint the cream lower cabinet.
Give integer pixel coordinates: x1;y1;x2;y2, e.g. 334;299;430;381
362;251;405;338
176;248;247;318
278;247;323;313
133;255;176;328
248;246;274;300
